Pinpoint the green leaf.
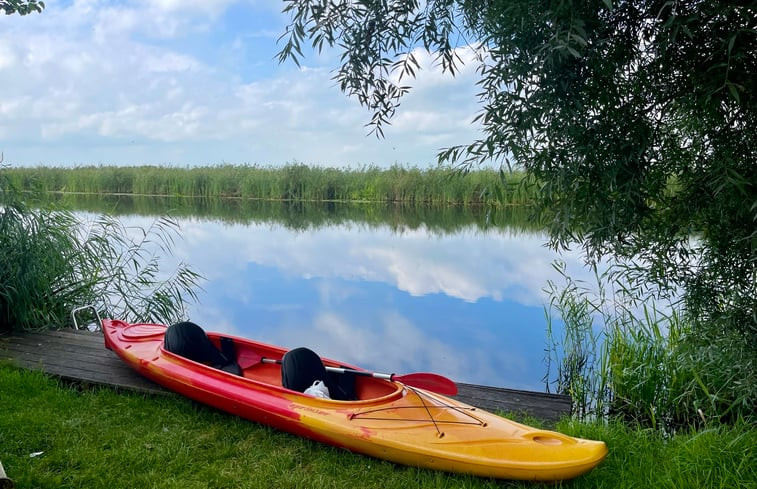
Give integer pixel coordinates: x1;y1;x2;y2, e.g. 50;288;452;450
726;82;741;104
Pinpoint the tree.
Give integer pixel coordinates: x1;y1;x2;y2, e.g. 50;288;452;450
1;0;44;15
278;0;756;335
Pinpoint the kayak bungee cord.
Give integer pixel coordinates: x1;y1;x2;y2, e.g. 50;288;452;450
349;386;487;437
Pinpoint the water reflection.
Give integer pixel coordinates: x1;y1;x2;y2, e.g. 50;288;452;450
147;221;593;391
52;192;543;234
178;222;566;305
66;195;593;391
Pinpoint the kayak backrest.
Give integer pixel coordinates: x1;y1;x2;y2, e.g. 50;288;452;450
164;321;242;376
281;347;329;393
282;347;356;401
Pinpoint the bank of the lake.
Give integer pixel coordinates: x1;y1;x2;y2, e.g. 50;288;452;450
5;164;532;206
1;364;754;489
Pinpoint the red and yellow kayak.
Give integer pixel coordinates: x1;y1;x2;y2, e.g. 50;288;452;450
103;319;606;480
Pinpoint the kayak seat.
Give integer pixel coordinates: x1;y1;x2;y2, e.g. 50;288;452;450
281;347;357;401
164;321;242;376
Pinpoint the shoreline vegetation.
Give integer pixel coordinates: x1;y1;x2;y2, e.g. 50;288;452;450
0;167;202;334
8;163;545;232
4;164;532;206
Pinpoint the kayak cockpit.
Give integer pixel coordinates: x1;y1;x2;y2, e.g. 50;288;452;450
239;359;403;402
160;322;404;403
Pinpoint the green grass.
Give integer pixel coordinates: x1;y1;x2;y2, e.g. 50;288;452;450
1;364;754;488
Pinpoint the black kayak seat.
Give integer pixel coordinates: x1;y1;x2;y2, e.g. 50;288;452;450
164;321;242;376
281;347;357;401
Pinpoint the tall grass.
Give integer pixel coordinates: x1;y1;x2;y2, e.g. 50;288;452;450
544;261;757;431
0;166;203;332
5;164;532;206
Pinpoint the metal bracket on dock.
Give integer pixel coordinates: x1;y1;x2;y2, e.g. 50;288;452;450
71;305;103;332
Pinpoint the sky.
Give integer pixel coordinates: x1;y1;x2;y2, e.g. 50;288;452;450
1;0;484;168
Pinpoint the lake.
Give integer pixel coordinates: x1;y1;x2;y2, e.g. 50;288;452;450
64;195;593;392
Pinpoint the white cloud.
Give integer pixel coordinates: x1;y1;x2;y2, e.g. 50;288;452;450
0;0;486;167
143;0;237;15
143;52;201;73
0;44;17;70
92;6;140;41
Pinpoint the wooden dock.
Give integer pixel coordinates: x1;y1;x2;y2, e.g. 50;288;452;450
0;329;571;423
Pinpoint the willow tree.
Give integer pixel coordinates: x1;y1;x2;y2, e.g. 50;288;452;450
1;0;44;15
278;0;756;335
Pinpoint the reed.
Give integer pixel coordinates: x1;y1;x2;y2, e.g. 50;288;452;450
4;164;532;206
544;260;757;431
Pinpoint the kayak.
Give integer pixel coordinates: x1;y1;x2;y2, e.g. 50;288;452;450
102;319;607;480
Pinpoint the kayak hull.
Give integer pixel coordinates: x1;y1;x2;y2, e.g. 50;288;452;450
102;319;606;480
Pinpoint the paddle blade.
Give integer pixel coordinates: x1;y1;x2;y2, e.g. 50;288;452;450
394;372;458;396
237;350;263;369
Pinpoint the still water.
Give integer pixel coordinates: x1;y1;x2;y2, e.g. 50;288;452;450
68;196;593;392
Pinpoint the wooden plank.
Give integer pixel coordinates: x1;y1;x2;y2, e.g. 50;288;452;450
40;329;106;347
4;345;125;381
3;336;116;363
12;358;166;395
4;328;104;346
454;383;571;423
0;330;167;396
1;329;572;423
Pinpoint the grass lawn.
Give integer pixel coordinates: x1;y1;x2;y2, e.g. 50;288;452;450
1;363;754;488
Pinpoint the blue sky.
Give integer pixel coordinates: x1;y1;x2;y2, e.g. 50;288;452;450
1;0;484;167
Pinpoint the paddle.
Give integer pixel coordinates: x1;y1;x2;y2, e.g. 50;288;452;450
237;350;458;396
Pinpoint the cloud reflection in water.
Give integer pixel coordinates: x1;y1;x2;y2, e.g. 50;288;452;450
123;216;592;391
